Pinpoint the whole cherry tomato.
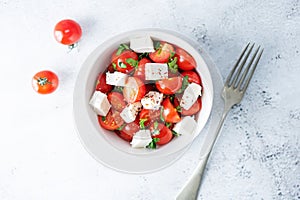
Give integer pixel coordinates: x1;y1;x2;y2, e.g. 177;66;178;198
54;19;82;46
32;70;59;94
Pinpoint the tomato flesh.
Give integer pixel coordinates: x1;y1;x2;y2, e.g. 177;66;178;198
95;73;113;93
32;70;59;94
162;98;181;123
150;123;173;145
181;71;202;85
123;77;146;103
111;50;138;73
149;42;174;63
139;109;161;127
175;97;202;116
107;92;126;112
175;48;196;71
156;77;182;94
134;58;151;81
116;122;140;142
54;19;82;45
99;110;124;130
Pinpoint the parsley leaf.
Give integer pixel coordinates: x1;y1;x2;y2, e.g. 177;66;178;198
116;123;126;131
154;41;161;50
176;105;182;112
113;86;123;93
160;107;165;122
102;116;106;121
112;63;117;70
154;121;159;129
138;52;149;60
116;44;130;55
126;58;138;68
176;75;189;93
147;138;160;149
168;57;178;73
165;122;172;128
139;118;147;129
172;130;180;137
118;61;127;68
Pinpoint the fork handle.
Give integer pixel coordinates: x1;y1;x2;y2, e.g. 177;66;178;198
176;107;230;200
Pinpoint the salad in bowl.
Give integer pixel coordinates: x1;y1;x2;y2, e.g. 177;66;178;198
74;29;213;158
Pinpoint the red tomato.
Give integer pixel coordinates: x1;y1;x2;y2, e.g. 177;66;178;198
95;73;113;93
116;122;140;142
139;109;161;127
111;50;138;73
175;48;196;70
181;71;202;85
98;110;124;131
150;123;173;145
156;77;182;95
107;92;126;112
133;58;151;81
54;19;82;45
32;70;59;94
174;97;202;116
123;77;146;103
162;98;181;123
149;42;174;63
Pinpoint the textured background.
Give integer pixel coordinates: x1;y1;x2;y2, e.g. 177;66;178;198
0;0;299;199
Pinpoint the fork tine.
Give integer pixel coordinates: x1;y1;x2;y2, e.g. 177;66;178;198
231;43;255;87
237;45;261;90
242;48;264;92
225;43;250;86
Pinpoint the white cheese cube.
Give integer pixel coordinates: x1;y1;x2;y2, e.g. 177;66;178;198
173;116;197;136
130;129;153;148
180;83;202;110
106;71;128;86
130;36;155;53
141;91;163;110
89;91;111;116
145;63;168;81
120;102;142;123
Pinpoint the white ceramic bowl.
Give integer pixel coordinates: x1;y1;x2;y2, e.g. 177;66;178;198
73;29;213;159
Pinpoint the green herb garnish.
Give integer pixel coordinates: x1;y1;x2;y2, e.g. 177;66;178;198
167;57;178;73
116;44;130;55
102;116;106;121
154;121;159;129
126;58;138;68
113;86;123;93
112;63;117;70
118;61;127;69
139;118;148;129
160;108;165;122
176;75;189;93
147;138;160;149
165;122;172;128
176;105;182;112
116;123;126;131
172;130;180;137
154;41;161;50
138;52;149;60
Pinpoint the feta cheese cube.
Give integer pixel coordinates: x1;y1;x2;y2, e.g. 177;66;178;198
89;91;111;116
180;83;202;110
130;36;155;53
106;71;128;86
173;116;197;135
141;91;163;110
130;129;153;148
120;102;142;123
145;63;168;81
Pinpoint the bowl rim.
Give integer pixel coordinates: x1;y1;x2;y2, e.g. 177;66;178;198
73;28;214;158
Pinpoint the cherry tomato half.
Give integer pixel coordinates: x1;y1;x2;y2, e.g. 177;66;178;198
175;48;196;71
54;19;82;45
149;42;174;63
99;110;124;131
32;70;59;94
156;77;182;95
111;50;138;73
150;122;173;145
133;58;151;81
107;92;126;112
138;109;161;127
162;98;181;123
181;71;202;85
115;121;140;142
174;96;202;116
95;73;113;93
123;77;146;103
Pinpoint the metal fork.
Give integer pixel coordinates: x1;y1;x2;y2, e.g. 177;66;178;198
176;43;264;200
